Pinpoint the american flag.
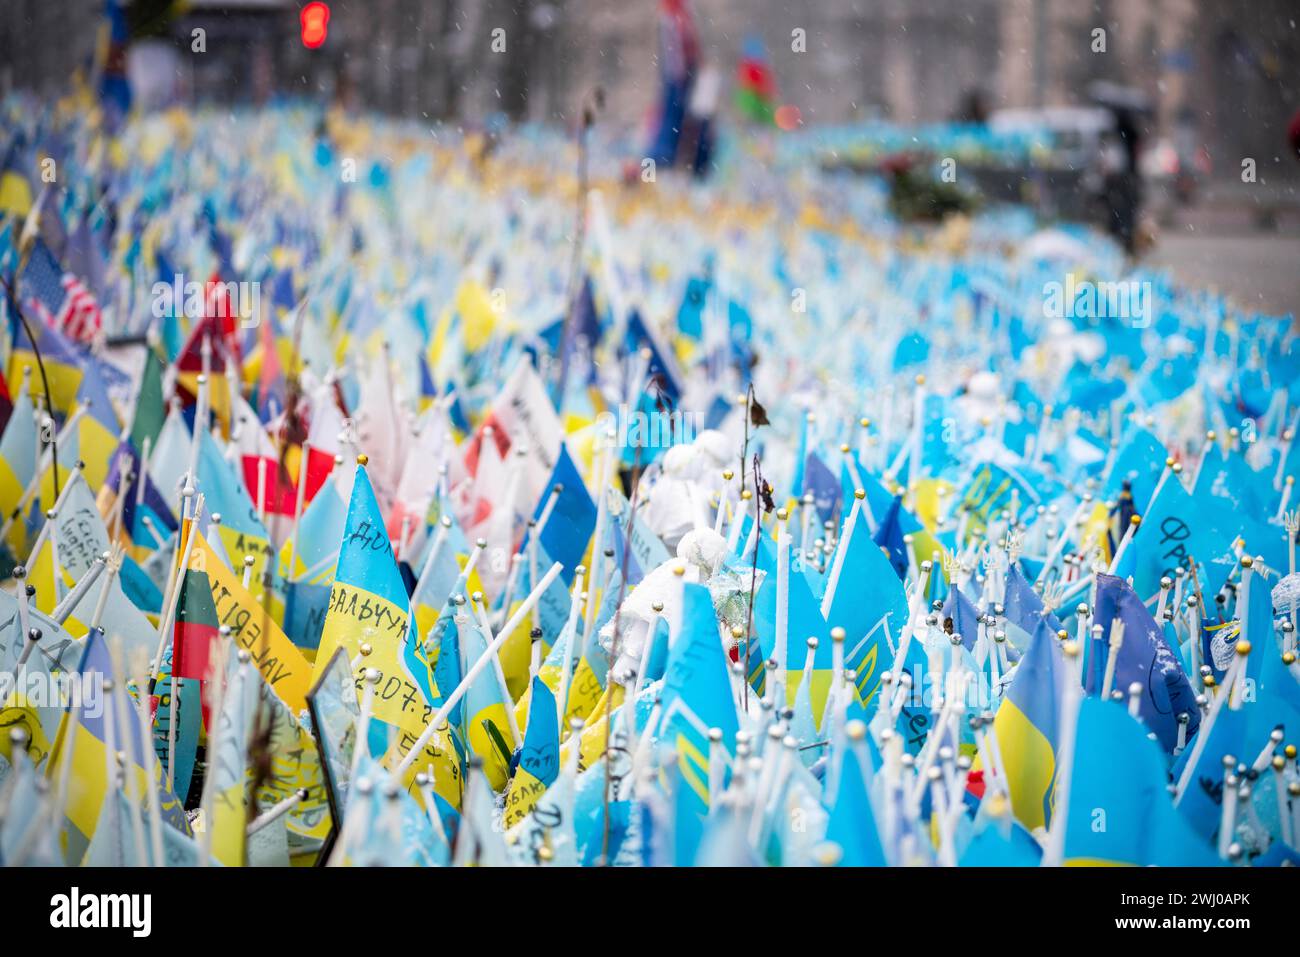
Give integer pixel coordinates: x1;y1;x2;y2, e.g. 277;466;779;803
20;238;102;344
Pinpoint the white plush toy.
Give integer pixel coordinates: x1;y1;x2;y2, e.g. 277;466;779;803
642;429;734;549
598;527;729;685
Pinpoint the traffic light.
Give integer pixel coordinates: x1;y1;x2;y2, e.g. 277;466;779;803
300;2;330;49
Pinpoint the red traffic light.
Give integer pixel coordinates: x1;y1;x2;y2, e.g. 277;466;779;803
301;2;330;49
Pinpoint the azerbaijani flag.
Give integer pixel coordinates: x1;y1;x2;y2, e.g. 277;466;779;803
735;36;778;125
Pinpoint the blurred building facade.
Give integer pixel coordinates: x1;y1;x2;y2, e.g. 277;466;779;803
2;0;1296;180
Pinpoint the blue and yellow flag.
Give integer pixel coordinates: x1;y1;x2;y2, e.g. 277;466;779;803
0;592;82;770
956;461;1041;546
70;358;120;491
47;629;190;863
0;135;34;217
312;461;462;811
278;478;346;585
1125;470;1235;602
313;461;417;723
1102;426;1167;513
27;470;156;651
205;646;259;868
752;558;832;719
502;676;559;829
458;613;516;790
7;311;85;420
958;804;1043;866
989;614;1066;832
1001;563;1057;656
98;439;178;563
820;498;910;710
409;508;476;651
0;371;37;555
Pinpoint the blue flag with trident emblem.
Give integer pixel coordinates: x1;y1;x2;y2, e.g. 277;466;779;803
657;582;738;863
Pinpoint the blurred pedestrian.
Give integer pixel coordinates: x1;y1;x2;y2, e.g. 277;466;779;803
681;64;721;178
954;88;989;126
1103;108;1143;255
647;0;700;169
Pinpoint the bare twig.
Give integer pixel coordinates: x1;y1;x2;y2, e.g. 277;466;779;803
0;265;61;500
554;88;604;407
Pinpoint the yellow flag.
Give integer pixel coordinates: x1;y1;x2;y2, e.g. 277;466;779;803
454;281;498;353
189;531;312;715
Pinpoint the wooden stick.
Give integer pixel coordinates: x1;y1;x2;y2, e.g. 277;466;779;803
285;440;311;580
247;787;308;836
469;592;521;749
774;508;791;704
20;458;85;569
0;409;87;549
821;492;863;618
1042;640;1083;866
50;554;106;624
555;567;588;733
1175;646;1248;803
396;562;563;777
149;489;203;684
1099;621;1125;699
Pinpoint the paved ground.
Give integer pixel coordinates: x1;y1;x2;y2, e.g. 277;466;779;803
1144;230;1300;320
1141;192;1300;319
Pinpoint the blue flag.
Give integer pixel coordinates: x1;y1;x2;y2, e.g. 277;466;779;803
872;495;910;580
659;583;739;863
824;743;887;866
941;586;982;652
1064;697;1218;866
531;443;597;587
1089;574;1201;752
1128;472;1235;602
